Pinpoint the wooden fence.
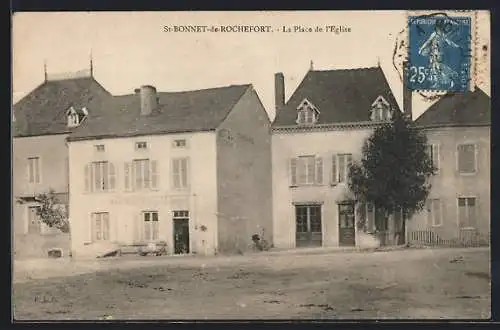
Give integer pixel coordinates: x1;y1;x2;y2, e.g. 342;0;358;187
406;228;490;248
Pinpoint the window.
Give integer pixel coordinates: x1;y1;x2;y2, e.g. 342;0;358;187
136;141;148;150
173;158;189;189
67;113;80;127
426;144;440;171
91;212;110;241
124;159;158;191
332;154;353;184
290;156;323;186
95;144;105;152
173;139;187;148
370;96;392;122
458;197;477;229
27;157;41;184
143;211;159;241
27;206;41;234
426;199;443;226
173;210;189;219
457;144;477;174
296;99;319;125
84;161;116;192
295;205;322;233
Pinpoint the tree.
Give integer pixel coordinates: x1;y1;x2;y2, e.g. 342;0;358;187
348;114;436;245
34;189;70;233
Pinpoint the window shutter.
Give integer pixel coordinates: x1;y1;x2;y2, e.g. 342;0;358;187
290;158;297;186
173;159;180;189
35;158;41;183
109;163;116;190
433;145;440;170
331;155;337;184
84;164;90;192
134;213;143;243
315;157;323;184
150;160;159;190
182;158;189;188
124;162;132;191
426;201;432;227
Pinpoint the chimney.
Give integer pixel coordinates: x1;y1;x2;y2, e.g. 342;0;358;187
139;85;158;116
274;72;285;113
402;62;413;120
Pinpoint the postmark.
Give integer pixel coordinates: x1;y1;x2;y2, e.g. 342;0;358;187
407;14;471;92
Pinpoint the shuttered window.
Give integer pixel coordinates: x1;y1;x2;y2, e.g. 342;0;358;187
458;197;477;229
173;158;189;189
27;157;41;184
426;144;440;171
84;161;116;192
143;211;159;241
124;160;159;191
332;154;353;184
457;144;477;174
91;212;110;241
289;156;323;186
426;199;443;226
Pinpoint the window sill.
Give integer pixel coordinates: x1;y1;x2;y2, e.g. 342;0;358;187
458;171;478;176
289;184;324;189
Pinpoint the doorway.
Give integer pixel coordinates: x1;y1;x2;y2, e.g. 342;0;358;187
173;210;190;254
338;202;356;246
295;204;322;247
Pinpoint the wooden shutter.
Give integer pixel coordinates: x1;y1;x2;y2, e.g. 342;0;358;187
173;159;180;188
150;160;159;190
134;213;143;243
108;162;116;190
315;157;323;184
183;158;189;188
290;158;297;186
331;155;338;184
124;162;132;191
84;164;90;192
433;145;440;170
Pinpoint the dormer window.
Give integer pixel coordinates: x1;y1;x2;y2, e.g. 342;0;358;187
370;96;392;122
66;106;88;128
296;98;320;125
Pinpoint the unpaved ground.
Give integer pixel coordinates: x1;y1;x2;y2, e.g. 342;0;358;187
12;248;490;320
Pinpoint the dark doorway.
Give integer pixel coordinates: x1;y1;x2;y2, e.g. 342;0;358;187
173;211;190;254
338;202;356;246
295;204;322;247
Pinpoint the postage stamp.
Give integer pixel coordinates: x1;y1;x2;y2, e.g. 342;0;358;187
408;14;471;92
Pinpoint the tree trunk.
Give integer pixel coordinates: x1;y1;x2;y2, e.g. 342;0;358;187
398;215;406;245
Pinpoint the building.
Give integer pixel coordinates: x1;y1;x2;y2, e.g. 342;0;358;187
66;83;272;257
408;88;490;245
12;70;112;258
271;66;409;249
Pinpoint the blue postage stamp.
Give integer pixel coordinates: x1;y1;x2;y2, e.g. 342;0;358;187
408;15;471;92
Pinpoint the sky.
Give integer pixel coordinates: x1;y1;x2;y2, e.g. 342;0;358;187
12;11;490;121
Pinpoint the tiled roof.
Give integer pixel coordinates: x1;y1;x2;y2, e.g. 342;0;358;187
13;77;111;137
272;66;400;127
415;88;491;127
67;84;251;141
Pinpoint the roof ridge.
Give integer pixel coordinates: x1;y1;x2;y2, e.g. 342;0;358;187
310;66;380;73
113;83;251;98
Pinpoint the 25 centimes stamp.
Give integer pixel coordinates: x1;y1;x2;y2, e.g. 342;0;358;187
408;14;471;92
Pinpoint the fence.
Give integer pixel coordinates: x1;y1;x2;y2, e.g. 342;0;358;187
406;228;490;248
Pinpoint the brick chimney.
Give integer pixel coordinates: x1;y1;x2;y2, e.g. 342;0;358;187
139;85;158;116
402;62;413;120
274;72;285;113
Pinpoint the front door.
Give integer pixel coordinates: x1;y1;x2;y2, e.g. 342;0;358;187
338;202;356;246
295;204;322;247
173;219;190;254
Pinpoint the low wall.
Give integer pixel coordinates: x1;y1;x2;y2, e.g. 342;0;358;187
13;233;71;259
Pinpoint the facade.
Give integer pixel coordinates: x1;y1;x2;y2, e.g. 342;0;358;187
408;88;490;245
271;66;409;249
12;73;112;258
67;84;272;257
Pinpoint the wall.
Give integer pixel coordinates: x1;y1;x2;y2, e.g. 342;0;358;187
409;126;490;240
13;134;69;236
13;232;71;259
216;87;273;253
271;127;374;249
68;132;218;257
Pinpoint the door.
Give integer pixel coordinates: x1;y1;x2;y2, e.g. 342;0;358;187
173;219;190;254
338;202;356;246
27;206;41;234
295;204;322;247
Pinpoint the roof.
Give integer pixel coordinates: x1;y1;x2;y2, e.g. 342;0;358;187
415;88;491;128
67;84;251;141
13;77;111;137
272;66;400;127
